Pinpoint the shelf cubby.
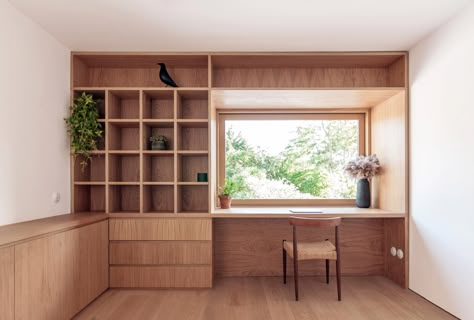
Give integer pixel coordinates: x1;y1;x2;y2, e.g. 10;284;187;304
143;185;175;213
73;185;106;212
177;90;208;120
177;122;208;151
72;54;209;88
108;122;140;151
143;122;175;151
108;90;140;120
178;154;208;183
143;90;174;120
109;154;140;183
211;54;406;88
74;154;105;182
177;185;209;213
143;154;174;183
109;185;140;213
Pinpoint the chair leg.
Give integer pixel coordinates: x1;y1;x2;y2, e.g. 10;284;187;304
282;241;287;284
326;259;329;284
294;256;299;301
336;258;341;301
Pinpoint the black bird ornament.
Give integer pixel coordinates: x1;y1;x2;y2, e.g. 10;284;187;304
158;63;178;87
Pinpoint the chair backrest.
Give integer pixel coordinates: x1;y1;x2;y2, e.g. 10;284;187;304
289;217;342;254
288;216;341;228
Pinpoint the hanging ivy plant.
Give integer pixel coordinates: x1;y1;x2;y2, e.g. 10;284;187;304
65;92;103;169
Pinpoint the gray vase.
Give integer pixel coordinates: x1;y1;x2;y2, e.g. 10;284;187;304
356;178;370;208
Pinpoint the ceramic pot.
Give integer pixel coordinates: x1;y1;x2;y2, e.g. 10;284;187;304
151;141;166;150
219;195;232;209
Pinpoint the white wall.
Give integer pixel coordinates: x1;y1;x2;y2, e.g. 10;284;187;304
0;0;70;225
409;3;474;319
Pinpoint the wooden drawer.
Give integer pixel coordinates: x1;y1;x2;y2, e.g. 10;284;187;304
110;241;212;265
109;218;212;241
110;266;212;288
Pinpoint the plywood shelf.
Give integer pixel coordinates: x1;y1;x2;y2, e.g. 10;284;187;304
143;90;174;120
177;150;208;155
142;150;174;155
177;182;209;186
109;154;140;182
108;90;140;120
211;53;406;88
177;185;209;213
73;54;209;88
143;154;174;183
73;154;105;182
177;90;209;120
74;182;106;186
177;154;208;183
108;122;140;151
143;122;175;151
74;185;106;213
109;185;140;213
143;185;175;213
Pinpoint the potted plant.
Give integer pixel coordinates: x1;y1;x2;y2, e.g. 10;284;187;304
150;135;167;150
218;178;244;209
344;155;380;208
65;92;103;169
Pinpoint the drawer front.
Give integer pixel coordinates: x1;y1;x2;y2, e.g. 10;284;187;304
110;241;212;265
109;218;212;241
110;266;212;288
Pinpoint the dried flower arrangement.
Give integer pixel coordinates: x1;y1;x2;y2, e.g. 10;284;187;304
344;155;380;180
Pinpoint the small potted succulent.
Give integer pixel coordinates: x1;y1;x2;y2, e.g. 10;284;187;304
344;154;380;208
150;135;168;150
218;178;244;209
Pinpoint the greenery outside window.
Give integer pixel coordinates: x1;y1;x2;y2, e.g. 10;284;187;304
218;113;366;206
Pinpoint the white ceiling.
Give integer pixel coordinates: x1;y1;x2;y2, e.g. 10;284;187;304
8;0;473;51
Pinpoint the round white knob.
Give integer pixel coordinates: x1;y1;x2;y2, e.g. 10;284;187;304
390;247;397;256
397;249;404;259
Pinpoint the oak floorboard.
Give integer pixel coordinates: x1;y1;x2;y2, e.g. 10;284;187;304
74;277;456;320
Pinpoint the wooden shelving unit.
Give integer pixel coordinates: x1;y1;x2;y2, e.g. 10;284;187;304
70;52;408;289
72;59;211;214
71;52;407;221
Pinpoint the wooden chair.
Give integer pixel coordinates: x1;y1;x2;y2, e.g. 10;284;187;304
282;216;342;301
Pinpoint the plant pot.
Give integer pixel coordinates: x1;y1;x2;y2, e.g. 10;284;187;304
151;141;166;150
356;178;371;208
219;195;232;209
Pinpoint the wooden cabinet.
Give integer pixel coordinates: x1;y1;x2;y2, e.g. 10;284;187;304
0;246;14;320
14;221;108;320
109;218;212;288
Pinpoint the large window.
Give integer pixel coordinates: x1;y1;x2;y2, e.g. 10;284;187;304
218;113;365;205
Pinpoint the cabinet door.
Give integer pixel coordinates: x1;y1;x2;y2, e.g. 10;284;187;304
15;221;108;320
0;246;14;320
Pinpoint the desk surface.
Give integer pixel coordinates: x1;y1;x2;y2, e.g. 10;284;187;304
0;213;108;248
211;207;405;218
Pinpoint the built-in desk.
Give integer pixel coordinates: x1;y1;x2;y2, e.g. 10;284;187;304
211;207;406;288
212;206;405;218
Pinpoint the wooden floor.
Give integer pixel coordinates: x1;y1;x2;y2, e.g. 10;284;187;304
75;277;456;320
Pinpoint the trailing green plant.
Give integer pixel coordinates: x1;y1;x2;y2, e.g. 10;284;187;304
65;92;103;169
218;178;245;197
